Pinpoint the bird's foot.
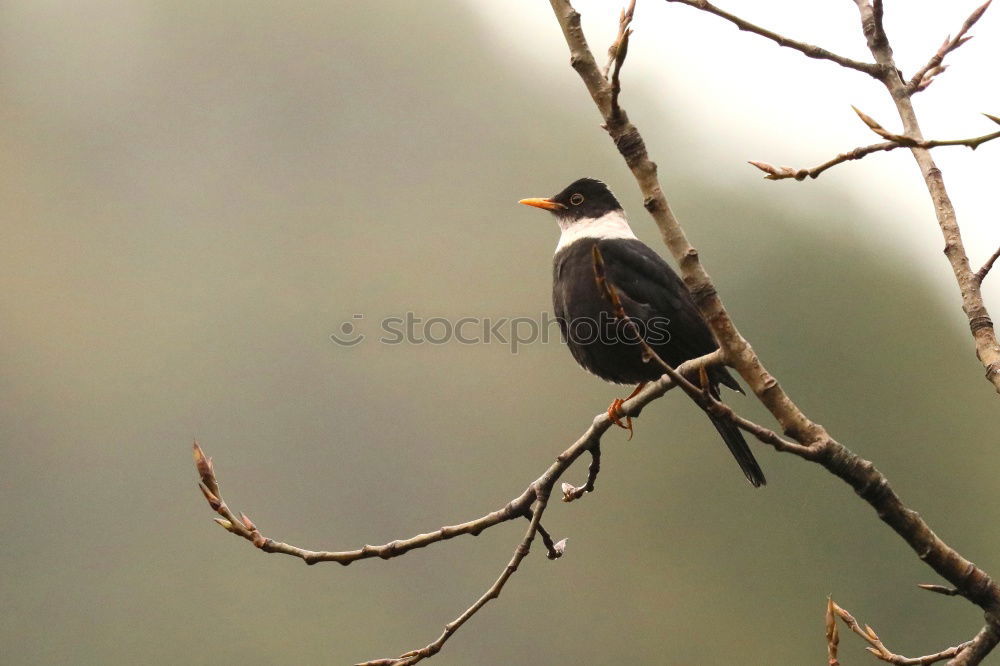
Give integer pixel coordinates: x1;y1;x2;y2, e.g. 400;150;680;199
606;398;634;440
607;383;647;440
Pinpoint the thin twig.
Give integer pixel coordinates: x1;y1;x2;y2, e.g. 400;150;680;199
535;521;567;560
749;128;1000;181
358;486;554;666
196;344;734;663
602;0;636;78
909;0;993;93
829;599;974;665
663;0;881;77
562;443;601;502
919;584;963;597
661;0;1000;391
974;246;1000;283
193;344;729;564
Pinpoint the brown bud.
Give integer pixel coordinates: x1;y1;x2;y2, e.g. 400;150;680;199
192;441;214;481
199;483;222;511
850;106;898;140
748;160;777;175
825;597;839;666
851;105;881;131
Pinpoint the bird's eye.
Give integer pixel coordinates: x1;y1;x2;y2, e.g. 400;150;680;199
570;193;585;205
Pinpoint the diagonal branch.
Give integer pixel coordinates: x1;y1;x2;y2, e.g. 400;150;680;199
358;488;554;666
663;0;882;77
974;245;1000;284
948;623;1000;666
909;0;993;93
550;0;1000;639
848;0;1000;393
591;243;814;457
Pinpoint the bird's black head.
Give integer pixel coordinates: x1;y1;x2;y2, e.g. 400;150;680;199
520;178;623;222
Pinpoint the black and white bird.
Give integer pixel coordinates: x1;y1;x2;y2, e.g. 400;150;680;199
520;177;765;487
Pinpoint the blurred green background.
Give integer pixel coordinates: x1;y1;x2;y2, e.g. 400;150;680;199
2;2;998;664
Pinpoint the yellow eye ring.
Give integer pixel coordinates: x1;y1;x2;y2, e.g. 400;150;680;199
570;193;584;205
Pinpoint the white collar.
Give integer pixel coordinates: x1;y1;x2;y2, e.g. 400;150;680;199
555;210;637;253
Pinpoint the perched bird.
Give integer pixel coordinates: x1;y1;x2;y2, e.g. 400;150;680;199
520;177;765;487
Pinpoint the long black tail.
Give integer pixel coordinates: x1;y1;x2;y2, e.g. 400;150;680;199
708;413;766;487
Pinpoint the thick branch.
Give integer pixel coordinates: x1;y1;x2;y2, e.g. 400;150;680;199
663;0;881;77
592;243;813;458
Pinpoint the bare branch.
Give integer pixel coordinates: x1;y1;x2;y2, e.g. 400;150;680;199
562;443;601;502
663;0;881;77
974;246;1000;284
909;0;993;93
358;487;554;666
829;599;975;665
750;126;1000;181
870;0;890;52
196;440;540;565
196;342;732;663
848;0;1000;393
948;623;1000;666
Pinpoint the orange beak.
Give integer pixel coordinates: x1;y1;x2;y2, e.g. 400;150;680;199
519;197;566;211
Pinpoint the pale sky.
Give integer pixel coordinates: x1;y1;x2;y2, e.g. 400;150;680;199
469;0;1000;309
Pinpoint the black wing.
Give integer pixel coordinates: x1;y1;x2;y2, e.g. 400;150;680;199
597;239;718;364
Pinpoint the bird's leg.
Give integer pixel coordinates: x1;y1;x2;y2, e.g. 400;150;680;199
698;366;710;393
607;382;647;440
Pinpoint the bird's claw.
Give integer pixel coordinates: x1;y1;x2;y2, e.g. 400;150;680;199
607;398;634;440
